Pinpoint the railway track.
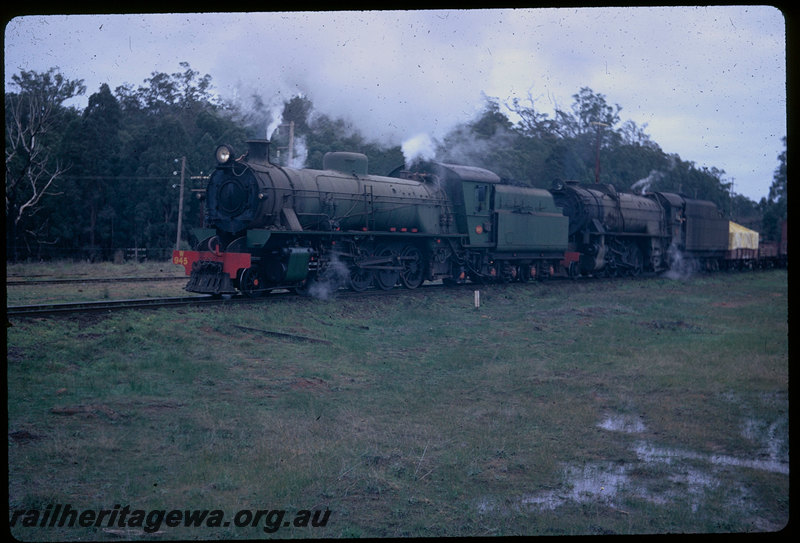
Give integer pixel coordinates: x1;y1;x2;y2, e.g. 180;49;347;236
6;295;231;318
5;279;449;318
6;276;187;286
8;270;721;319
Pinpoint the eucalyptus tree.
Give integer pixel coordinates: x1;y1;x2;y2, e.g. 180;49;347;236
5;68;85;259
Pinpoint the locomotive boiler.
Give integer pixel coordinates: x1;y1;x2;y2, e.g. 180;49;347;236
207;142;453;236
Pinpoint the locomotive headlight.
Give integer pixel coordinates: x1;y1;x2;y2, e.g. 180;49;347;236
215;144;234;165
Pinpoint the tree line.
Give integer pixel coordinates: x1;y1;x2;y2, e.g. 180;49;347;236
5;63;787;261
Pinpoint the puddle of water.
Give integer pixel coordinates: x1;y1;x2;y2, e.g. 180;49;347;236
478;410;789;518
633;442;704;464
597;414;647;434
666;466;720;513
742;417;789;464
709;454;789;475
634;442;789;475
519;463;631;511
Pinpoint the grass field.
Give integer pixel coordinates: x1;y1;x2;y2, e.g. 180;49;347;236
6;261;190;305
6;263;789;538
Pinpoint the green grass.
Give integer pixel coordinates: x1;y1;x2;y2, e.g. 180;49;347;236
6;260;191;305
7;268;789;539
7;259;178;278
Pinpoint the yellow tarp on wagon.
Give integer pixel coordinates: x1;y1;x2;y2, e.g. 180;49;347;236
728;221;759;250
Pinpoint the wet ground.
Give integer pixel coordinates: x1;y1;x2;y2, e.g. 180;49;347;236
477;404;788;530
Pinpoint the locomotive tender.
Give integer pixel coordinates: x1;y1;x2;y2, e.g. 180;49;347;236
173;139;747;297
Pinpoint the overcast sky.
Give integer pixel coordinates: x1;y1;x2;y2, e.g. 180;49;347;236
4;7;786;200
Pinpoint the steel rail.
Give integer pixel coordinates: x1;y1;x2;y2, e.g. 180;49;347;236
5;280;439;318
6;272;660;319
6;295;226;318
7;276;187;286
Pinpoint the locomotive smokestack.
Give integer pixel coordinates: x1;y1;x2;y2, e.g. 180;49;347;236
247;139;272;164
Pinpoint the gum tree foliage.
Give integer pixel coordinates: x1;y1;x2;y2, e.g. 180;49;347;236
435;87;745;216
57;83;122;254
7;64;249;260
108;62;249;253
6;69;773;260
5;68;85;259
759;137;787;241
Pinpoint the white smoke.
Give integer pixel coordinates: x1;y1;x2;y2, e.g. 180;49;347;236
289;135;308;169
434;123;519;177
265;101;285;141
307;255;350;300
631;169;666;195
402;133;437;167
663;240;698;280
261;99;308;168
631;156;679;194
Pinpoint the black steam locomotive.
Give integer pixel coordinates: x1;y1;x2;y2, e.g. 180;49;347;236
173;139;777;297
551;180;729;277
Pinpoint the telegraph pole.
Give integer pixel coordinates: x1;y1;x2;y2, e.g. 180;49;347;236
175;156;186;250
591;122;609;184
287;120;295;167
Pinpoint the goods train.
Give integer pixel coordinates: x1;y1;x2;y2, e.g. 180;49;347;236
172;139;786;296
